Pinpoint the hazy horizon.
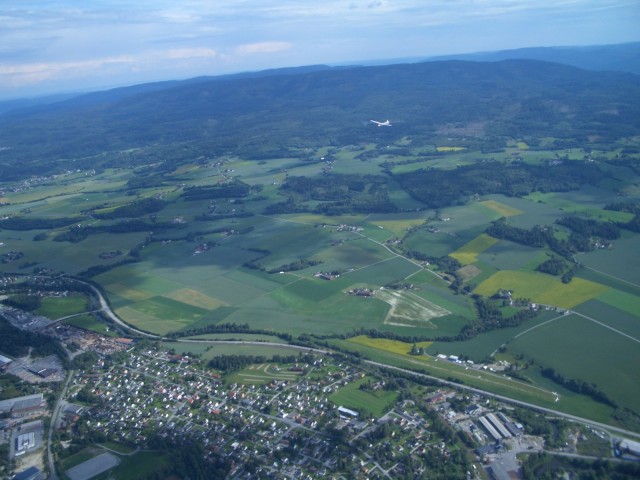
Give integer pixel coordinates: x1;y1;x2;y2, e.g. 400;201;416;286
2;0;639;101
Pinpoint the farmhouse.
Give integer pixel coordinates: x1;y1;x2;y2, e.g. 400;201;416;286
348;288;374;297
315;272;339;281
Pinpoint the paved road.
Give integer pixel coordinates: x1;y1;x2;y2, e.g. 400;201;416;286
47;368;74;480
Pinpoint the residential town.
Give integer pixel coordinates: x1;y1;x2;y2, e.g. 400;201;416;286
0;301;638;479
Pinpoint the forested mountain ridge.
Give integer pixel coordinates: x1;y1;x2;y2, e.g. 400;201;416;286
0;59;638;180
427;42;640;75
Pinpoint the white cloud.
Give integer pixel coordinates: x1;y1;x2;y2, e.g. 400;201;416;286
0;55;136;86
234;41;292;55
166;47;217;59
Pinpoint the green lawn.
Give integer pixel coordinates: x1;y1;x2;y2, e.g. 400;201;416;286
330;376;398;418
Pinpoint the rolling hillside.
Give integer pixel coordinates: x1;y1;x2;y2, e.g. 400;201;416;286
0;59;638;180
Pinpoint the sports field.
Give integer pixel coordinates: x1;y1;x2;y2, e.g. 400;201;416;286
226;363;305;384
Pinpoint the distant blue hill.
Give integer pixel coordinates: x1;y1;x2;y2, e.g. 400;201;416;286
0;42;637;117
424;42;640;75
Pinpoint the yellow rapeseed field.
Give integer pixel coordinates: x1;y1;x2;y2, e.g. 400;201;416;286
480;200;523;217
436;146;466;152
349;335;432;355
450;233;499;265
474;270;609;309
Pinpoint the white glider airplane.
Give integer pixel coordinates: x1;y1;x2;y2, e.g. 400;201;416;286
370;119;391;127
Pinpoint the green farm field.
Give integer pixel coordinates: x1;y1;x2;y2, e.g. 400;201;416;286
35;293;89;319
63;314;116;336
573;299;640;340
577;233;640;285
525;187;634;223
427;310;562;361
507;313;640;414
0;123;639;432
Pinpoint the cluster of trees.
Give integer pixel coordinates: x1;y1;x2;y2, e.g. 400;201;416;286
72;350;100;370
75;386;103;405
486;217;608;260
535;256;579;283
165;322;293;342
0;317;67;361
267;259;321;274
78;257;140;278
556;216;620;240
145;436;231;480
395;161;603;209
181;181;251;201
93;197;168;219
403;251;462;273
536;256;567;275
0;294;41;311
486;217;548;247
0;443;11;480
0;216;82;231
540;367;617;408
606;200;640;233
453;297;537;341
605;200;640;215
521;453;640;480
267;174;398;215
53;220;180;243
620;215;640;233
207;353;305;372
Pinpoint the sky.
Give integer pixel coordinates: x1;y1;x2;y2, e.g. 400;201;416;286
1;0;639;100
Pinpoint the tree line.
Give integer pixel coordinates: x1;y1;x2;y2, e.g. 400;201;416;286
207;353;310;372
540;367;617;408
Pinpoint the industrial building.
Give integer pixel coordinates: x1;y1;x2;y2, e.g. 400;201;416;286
0;394;46;418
